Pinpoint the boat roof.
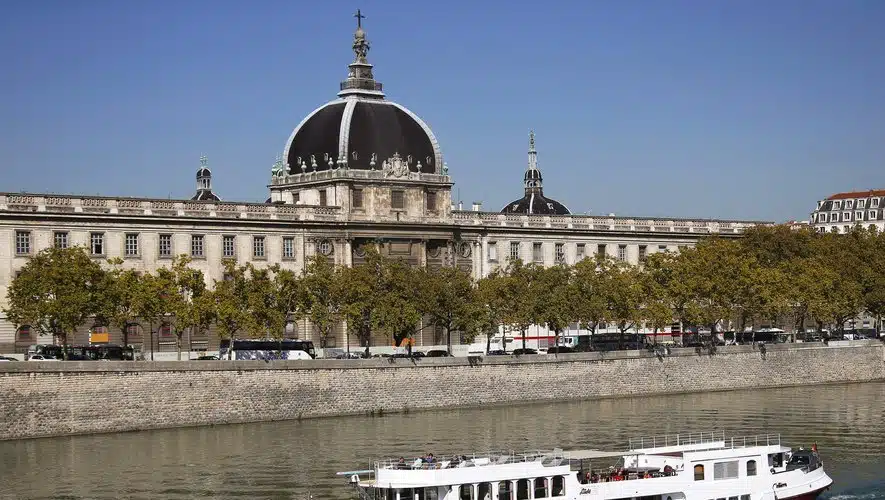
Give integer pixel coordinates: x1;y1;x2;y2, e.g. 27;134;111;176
566;449;635;460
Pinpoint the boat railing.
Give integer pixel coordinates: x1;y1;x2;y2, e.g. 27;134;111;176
374;449;565;471
629;431;726;450
629;431;781;450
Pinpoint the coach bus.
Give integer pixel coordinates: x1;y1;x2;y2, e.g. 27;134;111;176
218;339;316;360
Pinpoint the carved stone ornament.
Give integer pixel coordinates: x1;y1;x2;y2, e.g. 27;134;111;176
459;242;472;258
427;245;442;258
354;244;367;257
383;152;409;178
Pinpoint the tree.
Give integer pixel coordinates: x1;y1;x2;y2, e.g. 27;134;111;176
301;255;342;349
601;258;644;348
572;256;608;344
131;271;172;361
477;269;510;354
533;265;575;355
681;238;752;336
210;261;251;357
339;250;384;357
373;257;425;352
4;246;105;360
161;256;209;360
500;259;536;353
96;258;145;352
638;258;674;344
424;265;480;354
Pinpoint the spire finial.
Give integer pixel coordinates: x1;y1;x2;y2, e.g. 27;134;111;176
529;130;535;152
354;9;365;29
339;10;384;98
200;154;208;168
524;131;542;192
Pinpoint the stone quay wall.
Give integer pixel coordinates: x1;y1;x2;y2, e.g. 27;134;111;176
1;341;883;441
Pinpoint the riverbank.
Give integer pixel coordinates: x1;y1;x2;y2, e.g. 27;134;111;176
1;340;882;441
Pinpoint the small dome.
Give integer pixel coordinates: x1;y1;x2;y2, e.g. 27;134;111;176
191;190;220;202
196;167;211;178
502;194;571;215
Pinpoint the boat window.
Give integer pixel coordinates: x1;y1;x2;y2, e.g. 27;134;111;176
729;496;739;500
713;461;739;480
478;483;491;500
533;478;548;498
476;483;491;500
551;476;565;497
515;479;530;500
460;484;475;500
424;487;439;500
397;488;413;500
497;481;512;500
415;489;425;500
741;495;751;500
694;464;705;481
746;460;757;476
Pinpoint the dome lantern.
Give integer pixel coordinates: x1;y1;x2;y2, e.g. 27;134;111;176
500;131;570;215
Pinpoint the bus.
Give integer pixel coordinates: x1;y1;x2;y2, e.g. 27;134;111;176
26;344;133;360
219;339;316;360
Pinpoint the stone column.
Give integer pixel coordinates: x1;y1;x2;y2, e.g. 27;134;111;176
344;238;353;267
419;239;427;268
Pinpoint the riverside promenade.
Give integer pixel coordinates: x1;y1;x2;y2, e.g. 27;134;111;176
1;340;883;441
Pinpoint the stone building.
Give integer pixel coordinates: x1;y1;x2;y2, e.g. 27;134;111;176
809;189;885;234
0;16;763;354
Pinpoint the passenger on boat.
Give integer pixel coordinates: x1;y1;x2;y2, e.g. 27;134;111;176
396;457;407;470
663;464;674;476
424;453;435;468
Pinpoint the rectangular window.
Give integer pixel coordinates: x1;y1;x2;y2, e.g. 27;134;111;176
15;230;31;255
741;496;751;500
282;237;295;259
510;242;520;260
159;234;172;258
124;233;139;257
222;235;236;258
833;200;842;210
872;198;880;207
53;231;69;249
554;243;565;263
658;245;668;252
870;211;878;220
713;460;739;480
488;241;498;261
819;213;827;223
844;225;850;233
319;189;327;207
617;244;627;261
426;191;437;212
293;192;300;204
746;460;757;476
597;244;607;258
576;243;585;259
352;188;364;209
90;232;104;256
391;190;405;210
253;236;265;258
846;200;854;209
639;245;647;262
191;235;204;258
858;199;866;208
533;242;543;262
843;212;851;221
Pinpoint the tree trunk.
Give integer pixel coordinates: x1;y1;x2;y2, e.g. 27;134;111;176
176;333;182;361
553;328;560;357
522;326;527;352
60;331;69;361
149;321;154;361
486;330;492;355
446;326;452;355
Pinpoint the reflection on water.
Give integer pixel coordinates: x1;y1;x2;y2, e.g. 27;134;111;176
1;382;883;499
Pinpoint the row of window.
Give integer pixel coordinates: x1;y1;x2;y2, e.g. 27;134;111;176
817;210;880;223
14;231;296;259
818;223;882;234
830;198;881;211
489;242;665;263
304;187;438;211
377;476;566;500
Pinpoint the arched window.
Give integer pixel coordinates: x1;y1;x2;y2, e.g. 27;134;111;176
497;481;512;500
159;323;173;337
551;476;565;496
694;464;705;481
515;479;530;500
17;325;32;341
125;323;142;343
459;484;475;500
533;478;548;498
477;483;491;500
747;460;757;476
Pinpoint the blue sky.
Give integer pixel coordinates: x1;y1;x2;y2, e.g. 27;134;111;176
1;0;883;222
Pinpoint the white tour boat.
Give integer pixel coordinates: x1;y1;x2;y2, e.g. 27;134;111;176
337;432;832;500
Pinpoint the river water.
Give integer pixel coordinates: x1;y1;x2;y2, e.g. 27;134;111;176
1;382;883;500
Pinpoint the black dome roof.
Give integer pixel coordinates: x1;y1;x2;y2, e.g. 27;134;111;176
284;99;442;174
502;193;571;215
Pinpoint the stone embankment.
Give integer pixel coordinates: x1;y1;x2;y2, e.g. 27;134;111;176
0;340;882;441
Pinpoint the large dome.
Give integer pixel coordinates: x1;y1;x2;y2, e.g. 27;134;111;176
281;15;442;175
283;99;442;174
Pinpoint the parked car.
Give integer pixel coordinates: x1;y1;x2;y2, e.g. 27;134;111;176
486;349;507;356
27;354;57;361
0;356;18;362
424;349;452;357
512;348;538;355
196;355;220;360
